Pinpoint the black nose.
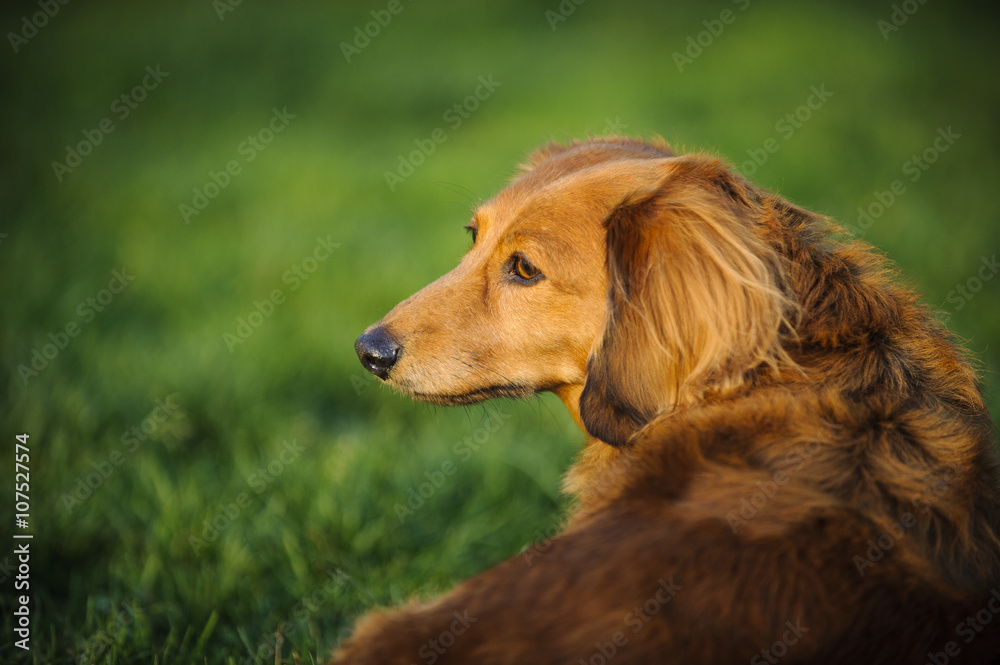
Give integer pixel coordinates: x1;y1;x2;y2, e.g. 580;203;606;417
355;326;402;380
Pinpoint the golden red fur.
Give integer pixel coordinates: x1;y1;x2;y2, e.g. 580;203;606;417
345;137;1000;663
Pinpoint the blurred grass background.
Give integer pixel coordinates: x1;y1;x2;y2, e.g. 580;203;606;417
1;0;998;662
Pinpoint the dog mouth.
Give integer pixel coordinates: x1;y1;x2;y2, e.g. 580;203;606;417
357;326;555;405
408;383;538;406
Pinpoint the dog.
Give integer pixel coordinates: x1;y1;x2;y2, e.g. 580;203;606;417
342;137;1000;663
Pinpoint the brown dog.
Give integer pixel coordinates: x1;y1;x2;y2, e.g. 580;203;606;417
344;137;1000;663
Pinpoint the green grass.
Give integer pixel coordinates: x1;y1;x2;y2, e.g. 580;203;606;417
1;1;999;662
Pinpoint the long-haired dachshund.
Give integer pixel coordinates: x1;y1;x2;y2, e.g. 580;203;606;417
343;137;1000;663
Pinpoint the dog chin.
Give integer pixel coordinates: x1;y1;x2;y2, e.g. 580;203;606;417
402;382;538;406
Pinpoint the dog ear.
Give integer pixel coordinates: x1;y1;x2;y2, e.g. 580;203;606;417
580;155;798;446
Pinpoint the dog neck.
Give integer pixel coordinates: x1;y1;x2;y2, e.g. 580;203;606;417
553;383;586;432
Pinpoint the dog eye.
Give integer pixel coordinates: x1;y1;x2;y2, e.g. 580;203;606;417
510;253;543;283
464;223;478;244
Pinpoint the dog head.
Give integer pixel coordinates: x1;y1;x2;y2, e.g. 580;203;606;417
356;139;797;440
355;138;672;417
578;154;799;446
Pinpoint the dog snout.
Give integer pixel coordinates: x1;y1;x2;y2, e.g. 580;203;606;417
355;326;402;379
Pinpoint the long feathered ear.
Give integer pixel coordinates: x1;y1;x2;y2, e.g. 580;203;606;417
580;155;799;446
